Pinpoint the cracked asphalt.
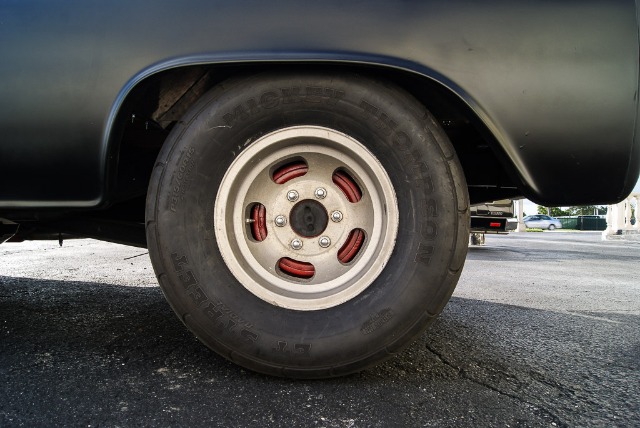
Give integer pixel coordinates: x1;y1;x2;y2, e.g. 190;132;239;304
0;232;638;427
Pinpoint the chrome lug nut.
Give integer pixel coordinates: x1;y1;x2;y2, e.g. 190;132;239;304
314;187;327;199
274;215;287;227
290;239;303;250
318;236;331;248
331;210;343;222
287;190;299;202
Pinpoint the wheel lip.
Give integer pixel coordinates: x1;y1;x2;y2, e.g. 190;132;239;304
214;126;399;311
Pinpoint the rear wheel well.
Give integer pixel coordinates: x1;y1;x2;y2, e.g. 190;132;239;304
106;63;522;224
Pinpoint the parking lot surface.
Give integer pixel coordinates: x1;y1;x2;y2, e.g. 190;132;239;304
1;232;638;427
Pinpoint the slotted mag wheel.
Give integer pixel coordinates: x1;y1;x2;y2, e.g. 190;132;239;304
214;126;398;310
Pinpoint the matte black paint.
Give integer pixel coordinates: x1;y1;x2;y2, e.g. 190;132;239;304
0;0;638;208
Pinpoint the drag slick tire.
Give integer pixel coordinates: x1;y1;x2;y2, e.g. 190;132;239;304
146;72;469;378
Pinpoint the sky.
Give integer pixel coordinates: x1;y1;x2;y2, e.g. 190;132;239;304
518;176;640;217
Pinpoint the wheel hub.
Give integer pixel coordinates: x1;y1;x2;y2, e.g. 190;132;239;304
290;199;328;237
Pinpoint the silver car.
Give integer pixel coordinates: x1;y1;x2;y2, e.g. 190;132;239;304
523;215;563;230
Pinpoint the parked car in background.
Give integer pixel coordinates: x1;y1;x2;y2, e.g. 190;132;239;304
524;215;563;230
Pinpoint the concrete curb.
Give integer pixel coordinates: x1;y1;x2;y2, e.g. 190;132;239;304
602;230;640;242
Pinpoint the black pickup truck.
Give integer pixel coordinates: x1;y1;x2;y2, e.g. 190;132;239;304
1;0;638;378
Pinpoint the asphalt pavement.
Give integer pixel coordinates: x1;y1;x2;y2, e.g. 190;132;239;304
0;232;638;427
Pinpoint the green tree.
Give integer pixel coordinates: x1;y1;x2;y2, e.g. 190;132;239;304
567;205;607;216
537;205;607;216
537;206;570;217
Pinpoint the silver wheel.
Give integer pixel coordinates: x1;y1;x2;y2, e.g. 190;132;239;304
215;126;399;310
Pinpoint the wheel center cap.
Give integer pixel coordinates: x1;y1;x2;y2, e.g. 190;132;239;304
290;199;328;237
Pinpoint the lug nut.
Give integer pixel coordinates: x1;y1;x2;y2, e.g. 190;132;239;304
287;190;299;202
318;236;331;248
331;210;343;222
275;215;287;227
314;187;327;199
290;239;303;250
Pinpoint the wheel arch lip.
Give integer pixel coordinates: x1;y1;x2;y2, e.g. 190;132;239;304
103;51;525;205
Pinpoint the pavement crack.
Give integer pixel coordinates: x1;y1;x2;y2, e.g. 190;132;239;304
123;252;149;260
528;369;578;397
560;311;621;324
425;343;567;427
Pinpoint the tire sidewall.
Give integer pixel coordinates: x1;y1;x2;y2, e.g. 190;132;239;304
147;72;467;374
